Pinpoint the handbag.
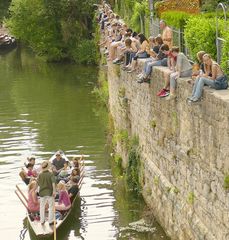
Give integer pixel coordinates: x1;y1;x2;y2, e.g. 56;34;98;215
214;75;228;90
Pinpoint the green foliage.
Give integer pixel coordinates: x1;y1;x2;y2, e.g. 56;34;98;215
150;120;157;129
221;30;229;75
115;0;150;35
223;175;229;190
161;11;193;29
92;68;109;106
170;186;180;194
184;16;217;60
201;11;229;19
118;87;126;98
184;15;228;73
112;129;129;148
153;176;159;185
7;0;98;62
114;154;122;166
187;192;195;204
126;136;141;193
201;0;227;12
130;0;149;33
73;40;99;65
0;0;11;23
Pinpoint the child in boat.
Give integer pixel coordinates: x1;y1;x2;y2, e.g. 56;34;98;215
67;168;81;200
28;180;40;213
71;156;82;169
57;162;71;183
27;163;38;178
55;181;71;211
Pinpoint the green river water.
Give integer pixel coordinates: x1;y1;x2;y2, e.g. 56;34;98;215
0;46;169;240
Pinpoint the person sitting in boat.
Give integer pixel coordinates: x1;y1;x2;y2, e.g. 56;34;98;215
71;155;83;170
28;180;40;213
67;168;80;200
51;151;66;176
55;181;71;211
57;162;71;183
19;169;31;185
19;158;36;185
26;163;38;178
25;156;41;174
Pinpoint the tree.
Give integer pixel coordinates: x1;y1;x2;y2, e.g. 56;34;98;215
7;0;97;62
201;0;228;11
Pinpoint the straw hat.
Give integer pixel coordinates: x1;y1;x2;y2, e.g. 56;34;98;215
41;160;50;171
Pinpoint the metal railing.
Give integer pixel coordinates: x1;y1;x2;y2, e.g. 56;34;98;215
216;3;228;64
150;18;189;56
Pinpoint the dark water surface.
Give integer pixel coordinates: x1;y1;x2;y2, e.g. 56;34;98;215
0;47;169;240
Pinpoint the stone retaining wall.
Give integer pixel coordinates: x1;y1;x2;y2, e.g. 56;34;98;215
107;60;229;240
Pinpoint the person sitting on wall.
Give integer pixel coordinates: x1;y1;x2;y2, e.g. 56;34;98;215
136;36;165;83
164;46;193;100
126;33;150;73
137;43;169;83
187;54;228;103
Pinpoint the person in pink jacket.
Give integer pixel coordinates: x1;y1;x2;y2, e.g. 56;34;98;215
27;180;40;212
55;181;71;211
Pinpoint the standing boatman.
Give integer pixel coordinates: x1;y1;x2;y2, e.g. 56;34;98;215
37;160;56;225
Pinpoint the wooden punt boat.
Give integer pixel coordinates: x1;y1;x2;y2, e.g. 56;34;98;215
15;153;84;238
0;35;17;51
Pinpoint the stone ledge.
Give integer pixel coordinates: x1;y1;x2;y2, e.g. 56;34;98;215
130;58;229;104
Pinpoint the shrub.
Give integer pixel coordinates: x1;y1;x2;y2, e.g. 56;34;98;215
112;129;129;148
184;16;217;60
201;0;228;12
115;0;149;35
221;30;229;75
72;39;99;65
126;136;141;193
161;10;193;29
184;16;228;73
92;68;109;106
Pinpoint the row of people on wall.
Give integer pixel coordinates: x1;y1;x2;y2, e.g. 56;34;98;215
98;1;228;103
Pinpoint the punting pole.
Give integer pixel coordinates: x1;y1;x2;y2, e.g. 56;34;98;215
15;190;28;210
16;184;28;203
53;198;57;240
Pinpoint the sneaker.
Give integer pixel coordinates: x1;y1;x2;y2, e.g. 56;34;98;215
112;59;119;64
137;73;143;78
187;97;199;104
137;79;144;83
157;89;169;97
192;97;199;102
165;94;176;100
127;69;135;73
187;96;193;100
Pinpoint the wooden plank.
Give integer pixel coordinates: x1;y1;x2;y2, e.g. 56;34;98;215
29;220;63;236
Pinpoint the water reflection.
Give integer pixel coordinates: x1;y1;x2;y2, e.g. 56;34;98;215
0;47;169;240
